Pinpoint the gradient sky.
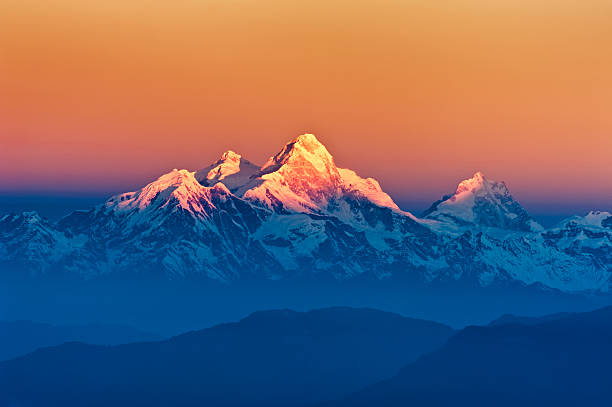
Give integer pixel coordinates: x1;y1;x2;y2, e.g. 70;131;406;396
1;0;611;217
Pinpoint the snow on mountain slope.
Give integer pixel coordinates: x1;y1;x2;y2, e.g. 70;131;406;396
195;151;260;192
53;169;276;280
99;168;257;237
541;211;612;266
234;134;419;233
424;172;542;232
239;134;343;213
463;231;611;292
0;212;77;273
0;134;611;293
106;169;217;214
556;211;612;230
337;168;399;211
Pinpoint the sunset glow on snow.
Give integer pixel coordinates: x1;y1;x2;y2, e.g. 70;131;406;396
1;0;611;209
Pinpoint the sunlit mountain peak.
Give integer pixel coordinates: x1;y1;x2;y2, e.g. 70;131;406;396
195;150;260;192
106;168;216;213
425;171;540;232
258;133;337;177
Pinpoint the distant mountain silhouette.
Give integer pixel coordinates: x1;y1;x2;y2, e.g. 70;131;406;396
487;311;576;326
323;306;612;407
0;320;162;361
0;307;454;407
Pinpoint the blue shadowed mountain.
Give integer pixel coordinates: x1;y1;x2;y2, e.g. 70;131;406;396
322;306;612;407
0;320;162;361
0;307;454;407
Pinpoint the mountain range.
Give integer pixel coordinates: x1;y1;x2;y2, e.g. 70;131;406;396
323;306;612;407
1;134;611;293
0;320;161;361
2;305;612;407
0;307;454;407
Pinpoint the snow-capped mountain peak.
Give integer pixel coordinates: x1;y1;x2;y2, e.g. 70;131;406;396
424;171;541;232
221;150;241;161
106;169;219;214
556;210;612;229
338;168;400;211
195;151;260;192
2;134;611;294
581;210;612;228
240;134;343;213
236;134;412;218
257;133;339;177
453;171;509;197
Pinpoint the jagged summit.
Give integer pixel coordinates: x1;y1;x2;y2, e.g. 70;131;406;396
582;210;612;226
424;171;541;232
450;171;512;198
220;150;241;161
195;150;260;192
556;210;612;229
338;168;400;211
257;133;338;177
0;211;45;224
106;169;228;214
2;136;612;292
240;134;343;213
235;133;405;216
455;171;495;193
190;134;402;216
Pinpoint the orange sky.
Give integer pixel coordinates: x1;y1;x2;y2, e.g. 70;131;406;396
1;0;611;210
